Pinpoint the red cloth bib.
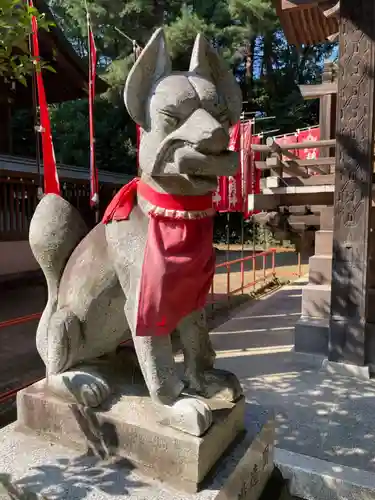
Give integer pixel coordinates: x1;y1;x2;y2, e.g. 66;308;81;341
102;179;215;336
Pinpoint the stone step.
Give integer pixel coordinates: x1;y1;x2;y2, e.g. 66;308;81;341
309;254;332;285
314;230;333;255
301;283;331;319
320;206;333;230
276;448;375;500
294;316;329;355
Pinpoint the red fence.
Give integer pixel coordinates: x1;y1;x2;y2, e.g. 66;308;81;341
210;248;302;304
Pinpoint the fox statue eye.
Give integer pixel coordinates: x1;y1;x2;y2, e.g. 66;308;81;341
160;111;180;129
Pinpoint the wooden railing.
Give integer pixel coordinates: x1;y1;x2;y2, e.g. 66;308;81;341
248;138;337;212
0;173;122;241
0;177;39;241
252;138;337;179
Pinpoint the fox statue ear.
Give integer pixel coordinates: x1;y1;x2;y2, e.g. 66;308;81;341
124;28;172;129
189;34;242;125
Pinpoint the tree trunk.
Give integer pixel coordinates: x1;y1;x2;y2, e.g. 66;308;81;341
153;0;165;25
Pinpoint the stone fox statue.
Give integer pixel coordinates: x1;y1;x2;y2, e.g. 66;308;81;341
29;29;243;437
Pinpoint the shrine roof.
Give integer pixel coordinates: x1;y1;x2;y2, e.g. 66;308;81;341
1;0;108;108
274;0;339;46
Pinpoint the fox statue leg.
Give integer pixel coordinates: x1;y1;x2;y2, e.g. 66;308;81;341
176;310;243;402
29;194;88;372
106;209;212;437
29;196;124;408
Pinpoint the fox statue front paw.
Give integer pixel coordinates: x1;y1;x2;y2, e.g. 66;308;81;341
47;368;111;408
185;368;243;403
159;397;212;437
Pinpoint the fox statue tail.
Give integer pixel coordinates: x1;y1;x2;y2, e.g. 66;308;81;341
29;194;88;365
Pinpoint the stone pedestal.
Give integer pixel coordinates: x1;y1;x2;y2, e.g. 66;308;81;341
13;362;275;499
17;379;247;493
0;401;274;500
294;206;333;355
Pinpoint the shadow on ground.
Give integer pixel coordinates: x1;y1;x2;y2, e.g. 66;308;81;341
210;280;375;478
1;454;145;500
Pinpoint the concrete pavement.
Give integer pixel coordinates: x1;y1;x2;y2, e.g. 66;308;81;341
211;278;375;499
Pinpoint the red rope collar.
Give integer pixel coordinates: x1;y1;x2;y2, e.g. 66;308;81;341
102;178;213;224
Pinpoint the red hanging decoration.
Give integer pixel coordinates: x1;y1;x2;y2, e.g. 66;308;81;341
212;122;242;213
276;134;297;160
227;122;243;212
212;121;261;216
212;176;229;212
296;127;320;160
296;127;320;175
30;0;60;196
88;23;99;206
245;131;261;218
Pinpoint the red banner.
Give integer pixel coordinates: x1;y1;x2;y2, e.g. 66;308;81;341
30;1;60;196
245;131;261;218
212;121;260;216
228;121;241;152
213;123;241;212
227;122;242;212
88;25;99;206
212;176;229;212
276;134;297;160
296;127;320;160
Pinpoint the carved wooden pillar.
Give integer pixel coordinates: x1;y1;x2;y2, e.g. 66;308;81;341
329;0;375;369
320;61;337;164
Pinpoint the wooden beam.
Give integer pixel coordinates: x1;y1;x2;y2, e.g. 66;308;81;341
265;156;335;176
299;82;337;99
261;185;335;195
320;1;340;18
249;183;375;212
252;138;336;153
266;156;310;177
289;214;320;227
281;157;336;168
255;161;269;171
327;32;339;42
269;138;336;151
262;174;335;189
252;212;320;231
281;0;326;9
281;205;329;214
248;190;334;210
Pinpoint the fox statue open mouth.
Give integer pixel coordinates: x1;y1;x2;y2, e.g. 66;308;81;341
29;28;243;438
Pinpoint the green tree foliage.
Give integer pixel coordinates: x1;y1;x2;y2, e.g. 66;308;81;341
49;99;137;175
0;0;52;84
11;0;335;175
252;35;335;132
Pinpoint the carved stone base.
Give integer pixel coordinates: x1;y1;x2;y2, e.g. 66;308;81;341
17;377;248;493
0;404;275;499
